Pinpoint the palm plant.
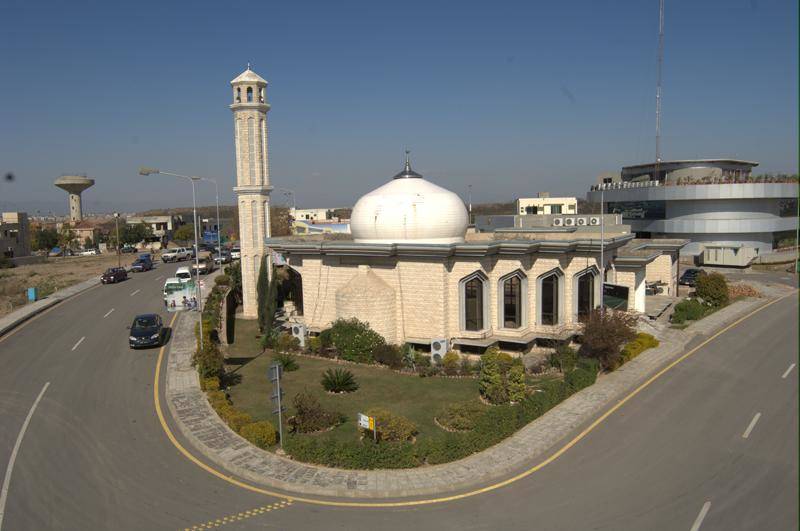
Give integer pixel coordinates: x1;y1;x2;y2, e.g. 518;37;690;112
321;368;358;393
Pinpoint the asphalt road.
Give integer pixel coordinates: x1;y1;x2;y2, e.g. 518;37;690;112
0;266;797;530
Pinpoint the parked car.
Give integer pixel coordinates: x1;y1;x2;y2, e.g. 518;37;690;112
120;245;137;254
192;252;216;275
128;313;164;348
230;246;241;260
101;267;128;284
81;248;100;256
162;247;192;262
213;249;232;264
679;268;703;287
131;256;154;272
175;266;193;282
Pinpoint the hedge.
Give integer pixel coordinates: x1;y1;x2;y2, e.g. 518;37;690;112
621;333;659;363
240;421;278;448
671;298;710;324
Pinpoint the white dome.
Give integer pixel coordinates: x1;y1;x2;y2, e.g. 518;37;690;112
350;159;469;244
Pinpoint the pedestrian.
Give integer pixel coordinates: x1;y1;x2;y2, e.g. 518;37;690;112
182;296;189;309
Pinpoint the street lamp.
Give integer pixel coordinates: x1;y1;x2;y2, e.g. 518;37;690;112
196;176;222;265
139;166;204;350
113;212;120;268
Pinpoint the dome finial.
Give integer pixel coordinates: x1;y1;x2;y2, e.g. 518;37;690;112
393;149;422;179
404;149;411;171
247;62;251;70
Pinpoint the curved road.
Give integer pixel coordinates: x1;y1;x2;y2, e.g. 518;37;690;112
0;265;796;530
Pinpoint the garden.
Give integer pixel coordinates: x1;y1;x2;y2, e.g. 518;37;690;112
192;263;660;470
670;271;752;328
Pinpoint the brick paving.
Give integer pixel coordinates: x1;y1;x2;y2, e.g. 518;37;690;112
164;294;775;499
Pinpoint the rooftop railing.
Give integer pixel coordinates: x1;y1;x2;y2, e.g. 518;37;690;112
590;175;798;191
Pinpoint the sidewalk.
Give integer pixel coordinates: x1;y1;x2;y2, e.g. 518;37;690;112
164;294;776;499
0;277;100;337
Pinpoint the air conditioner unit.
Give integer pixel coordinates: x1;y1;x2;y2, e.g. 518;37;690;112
552;217;564;227
589;216;601;226
576;217;587;226
291;323;307;349
564;217;576;226
430;338;449;363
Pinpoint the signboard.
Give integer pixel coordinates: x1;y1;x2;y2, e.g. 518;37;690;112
164;280;197;312
358;413;375;431
603;283;629;311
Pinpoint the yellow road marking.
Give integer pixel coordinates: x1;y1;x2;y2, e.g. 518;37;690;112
155;291;798;509
182;501;293;530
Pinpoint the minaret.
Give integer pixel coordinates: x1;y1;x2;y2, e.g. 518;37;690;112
230;65;272;319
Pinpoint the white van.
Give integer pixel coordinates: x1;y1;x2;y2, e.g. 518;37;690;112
175;267;192;282
162;277;183;303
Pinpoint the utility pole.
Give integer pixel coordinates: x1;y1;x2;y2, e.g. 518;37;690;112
270;363;285;448
113;212;120;268
654;0;666;180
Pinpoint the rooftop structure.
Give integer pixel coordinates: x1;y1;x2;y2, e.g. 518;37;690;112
54;174;95;222
515;195;577;216
0;212;31;258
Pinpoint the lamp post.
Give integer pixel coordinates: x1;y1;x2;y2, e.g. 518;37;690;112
139;166;204;350
197;177;222;265
113;212;120;268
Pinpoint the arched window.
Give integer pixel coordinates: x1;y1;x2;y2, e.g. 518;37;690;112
236;87;241;103
498;271;527;329
251;200;257;246
259;87;265;103
573;267;599;321
263;200;270;238
246;86;253;102
247;117;256;184
459;272;488;332
537;269;563;326
260;119;267;179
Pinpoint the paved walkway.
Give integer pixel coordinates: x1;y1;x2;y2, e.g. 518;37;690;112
0;276;100;337
164;294;775;499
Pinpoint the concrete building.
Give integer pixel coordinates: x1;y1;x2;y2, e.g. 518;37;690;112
516;193;577;215
587;159;798;256
126;215;184;239
267;158;683;352
0;212;31;258
54;175;95;222
475;213;625;233
291;208;334;222
231;66;272;318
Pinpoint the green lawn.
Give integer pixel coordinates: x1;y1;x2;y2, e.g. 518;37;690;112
224;320;480;444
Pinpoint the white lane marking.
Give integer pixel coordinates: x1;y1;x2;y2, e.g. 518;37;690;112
71;336;85;351
155;275;164;281
742;412;761;439
782;363;796;379
0;382;50;530
690;501;711;531
130;289;140;297
103;308;115;319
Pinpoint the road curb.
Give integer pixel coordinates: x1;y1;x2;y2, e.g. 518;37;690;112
162;294;779;500
0;277;101;339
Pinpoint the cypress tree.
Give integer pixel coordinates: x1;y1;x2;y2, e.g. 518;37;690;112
256;255;269;332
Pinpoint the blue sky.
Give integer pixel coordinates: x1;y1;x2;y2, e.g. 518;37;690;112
0;0;796;213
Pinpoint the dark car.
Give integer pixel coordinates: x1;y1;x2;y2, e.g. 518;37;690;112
101;267;128;284
131;257;153;272
213;249;232;264
679;268;703;287
128;314;164;348
120;245;137;254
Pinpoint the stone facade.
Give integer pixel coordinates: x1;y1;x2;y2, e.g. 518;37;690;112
645;253;678;296
231;68;272;318
284;251;605;348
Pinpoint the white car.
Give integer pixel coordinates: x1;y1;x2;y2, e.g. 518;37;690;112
230;246;241;260
162;247;192;262
162;277;183;303
81;248;99;256
175;267;192;282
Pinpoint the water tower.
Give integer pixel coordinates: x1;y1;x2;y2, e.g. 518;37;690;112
54;174;95;222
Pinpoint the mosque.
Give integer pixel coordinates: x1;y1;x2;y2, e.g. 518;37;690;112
230;66;685;353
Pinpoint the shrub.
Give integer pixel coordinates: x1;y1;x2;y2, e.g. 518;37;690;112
218;407;253;433
507;364;526;402
329;318;385;363
307;336;321;353
372;344;404;369
289;391;343;433
274;333;301;353
321;368;359;393
565;367;596;393
240;421;278;448
284;436;419;469
442;351;461;375
576;357;601;375
259;328;279;350
479;351;508;404
695;271;729;307
206;390;229;409
621;332;659;363
671;298;708;324
549;345;578;373
0;256;14;269
413;351;431;371
435;401;487;431
201;376;220;391
274;351;299;371
318;328;333;350
459;357;474;376
362;408;417;442
214;274;231;286
579;309;637;370
193;327;224;379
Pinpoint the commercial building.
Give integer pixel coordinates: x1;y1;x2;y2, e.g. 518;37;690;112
126;215;184;239
516;193;577;215
0;212;31;258
587;159;798;256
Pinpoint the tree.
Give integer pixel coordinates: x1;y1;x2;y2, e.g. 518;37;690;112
31;227;59;251
172;223;195;242
256;255;270;332
479;349;508;404
270;206;291;237
695;272;729;307
507;363;526;403
579;309;637;370
84;236;94;249
57;225;78;251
